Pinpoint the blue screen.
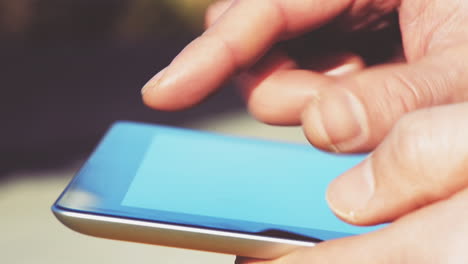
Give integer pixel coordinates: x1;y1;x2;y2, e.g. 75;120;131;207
122;131;368;235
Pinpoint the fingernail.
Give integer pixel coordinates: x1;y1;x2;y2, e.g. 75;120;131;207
306;90;368;152
141;67;167;95
326;158;375;222
325;63;361;77
302;95;339;152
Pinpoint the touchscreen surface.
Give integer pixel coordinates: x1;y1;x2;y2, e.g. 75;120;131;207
122;131;364;234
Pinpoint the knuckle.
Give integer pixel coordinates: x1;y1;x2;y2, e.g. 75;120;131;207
387;113;426;183
391;111;429;154
381;70;423;114
388;109;449;202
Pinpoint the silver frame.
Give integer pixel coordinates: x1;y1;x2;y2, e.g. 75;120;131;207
53;207;316;259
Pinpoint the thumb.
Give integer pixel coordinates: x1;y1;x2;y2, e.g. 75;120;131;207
236;187;468;264
325;102;468;225
302;45;468;153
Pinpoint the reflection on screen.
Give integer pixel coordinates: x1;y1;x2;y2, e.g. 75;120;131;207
122;132;364;234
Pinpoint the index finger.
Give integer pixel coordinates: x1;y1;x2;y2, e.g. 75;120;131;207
141;0;353;110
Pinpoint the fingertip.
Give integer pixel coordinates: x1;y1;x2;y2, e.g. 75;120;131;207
141;67;197;111
326;158;377;225
142;33;238;111
141;67;167;95
142;88;200;112
141;67;175;110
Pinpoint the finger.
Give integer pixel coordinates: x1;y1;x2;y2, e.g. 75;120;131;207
205;0;232;28
241;71;334;126
239;52;363;125
209;12;368;125
326;102;468;225
237;188;468;264
302;45;468;153
141;0;358;110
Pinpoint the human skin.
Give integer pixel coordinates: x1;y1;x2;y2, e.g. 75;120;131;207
141;0;468;262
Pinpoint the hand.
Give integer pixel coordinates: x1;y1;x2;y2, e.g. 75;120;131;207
141;0;468;154
237;102;468;263
140;1;468;261
237;190;468;264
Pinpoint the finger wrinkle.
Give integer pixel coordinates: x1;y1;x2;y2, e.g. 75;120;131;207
270;0;290;34
388;70;423;113
201;32;241;73
205;0;231;27
203;0;287;69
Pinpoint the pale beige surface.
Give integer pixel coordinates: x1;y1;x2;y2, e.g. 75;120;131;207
1;111;307;264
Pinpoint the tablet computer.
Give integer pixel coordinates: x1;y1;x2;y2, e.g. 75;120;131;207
52;121;379;259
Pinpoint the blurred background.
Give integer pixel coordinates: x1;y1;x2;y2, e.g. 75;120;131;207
1;1;306;263
0;0;245;177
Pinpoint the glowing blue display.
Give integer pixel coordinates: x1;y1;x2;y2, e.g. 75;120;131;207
122;130;369;235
